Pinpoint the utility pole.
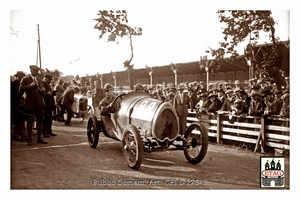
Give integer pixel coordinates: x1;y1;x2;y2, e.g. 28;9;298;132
37;24;42;69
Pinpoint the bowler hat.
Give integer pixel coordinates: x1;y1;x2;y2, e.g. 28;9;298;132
29;65;40;71
14;71;25;77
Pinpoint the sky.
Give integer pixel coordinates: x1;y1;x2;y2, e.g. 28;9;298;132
8;1;290;77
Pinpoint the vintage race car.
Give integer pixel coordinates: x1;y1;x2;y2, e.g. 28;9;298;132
86;91;208;169
72;93;93;121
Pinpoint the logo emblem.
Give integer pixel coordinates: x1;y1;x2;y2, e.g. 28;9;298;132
260;156;285;187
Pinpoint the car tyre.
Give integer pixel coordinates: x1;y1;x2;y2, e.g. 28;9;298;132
183;122;208;164
87;115;99;148
122;125;143;169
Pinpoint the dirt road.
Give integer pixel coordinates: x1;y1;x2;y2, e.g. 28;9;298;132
10;117;290;190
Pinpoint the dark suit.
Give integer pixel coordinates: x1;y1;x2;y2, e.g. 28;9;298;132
11;79;26;139
174;91;191;135
60;88;75;124
19;74;45;143
42;80;55;136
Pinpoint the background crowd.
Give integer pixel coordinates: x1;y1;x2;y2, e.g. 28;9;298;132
135;77;290;124
11;65;290;145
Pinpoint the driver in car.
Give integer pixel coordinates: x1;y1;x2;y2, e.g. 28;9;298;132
98;83;120;116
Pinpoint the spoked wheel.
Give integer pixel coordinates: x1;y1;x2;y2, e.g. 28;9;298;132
122;125;143;169
87;115;99;148
183;122;208;164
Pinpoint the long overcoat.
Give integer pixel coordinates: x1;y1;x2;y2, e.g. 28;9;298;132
19;74;45;121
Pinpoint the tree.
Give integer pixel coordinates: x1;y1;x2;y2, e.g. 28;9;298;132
94;10;142;89
207;10;288;86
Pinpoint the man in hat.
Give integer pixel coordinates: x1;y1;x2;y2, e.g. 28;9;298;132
174;83;192;135
223;81;231;91
11;71;26;141
234;80;242;91
165;86;176;104
206;93;222;117
272;88;283;101
248;91;265;117
239;89;251;114
134;83;145;92
262;88;282;116
60;84;80;125
221;89;235;111
217;89;226;105
19;65;48;145
280;93;290;118
54;79;66;121
198;81;207;94
189;82;201;111
257;79;267;96
284;77;290;90
42;73;57;137
195;92;208;114
91;80;104;114
228;98;244;123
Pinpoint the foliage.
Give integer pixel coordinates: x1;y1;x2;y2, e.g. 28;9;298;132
209;10;277;59
94;10;142;89
207;10;288;85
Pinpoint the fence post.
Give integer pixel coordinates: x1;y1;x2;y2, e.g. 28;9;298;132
260;115;267;153
217;113;222;144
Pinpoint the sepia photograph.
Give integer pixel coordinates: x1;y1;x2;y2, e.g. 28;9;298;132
4;0;297;198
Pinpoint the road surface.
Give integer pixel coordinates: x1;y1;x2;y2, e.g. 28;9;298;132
11;117;290;190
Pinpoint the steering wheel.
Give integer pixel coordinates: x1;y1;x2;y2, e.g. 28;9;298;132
112;91;127;104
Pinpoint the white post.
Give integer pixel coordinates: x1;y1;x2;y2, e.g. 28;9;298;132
173;69;177;86
205;67;209;91
148;71;153;87
100;74;103;89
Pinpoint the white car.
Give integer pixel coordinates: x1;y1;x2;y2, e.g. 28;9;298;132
72;93;93;121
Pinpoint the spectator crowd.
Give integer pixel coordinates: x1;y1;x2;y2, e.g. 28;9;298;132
136;77;290;124
11;65;290;146
10;65;96;146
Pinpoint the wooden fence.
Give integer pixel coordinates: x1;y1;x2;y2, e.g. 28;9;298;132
187;110;290;154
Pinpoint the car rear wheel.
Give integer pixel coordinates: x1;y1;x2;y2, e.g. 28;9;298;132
122;125;143;169
183;122;208;164
87;115;99;148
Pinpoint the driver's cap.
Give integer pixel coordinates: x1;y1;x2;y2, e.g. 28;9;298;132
104;83;114;91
